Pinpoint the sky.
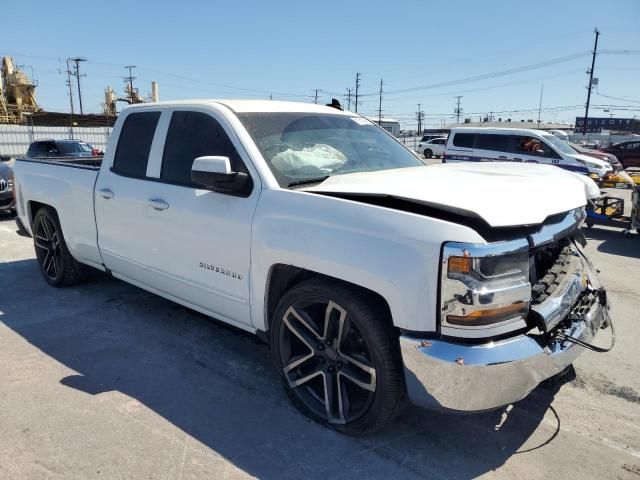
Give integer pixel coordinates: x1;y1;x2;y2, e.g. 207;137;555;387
3;0;639;128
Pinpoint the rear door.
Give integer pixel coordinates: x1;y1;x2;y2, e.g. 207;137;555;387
94;110;164;284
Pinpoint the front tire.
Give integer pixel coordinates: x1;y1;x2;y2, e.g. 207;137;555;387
33;208;89;287
424;149;433;159
271;278;406;435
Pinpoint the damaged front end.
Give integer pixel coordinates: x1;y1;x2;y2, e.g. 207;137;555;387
399;208;613;412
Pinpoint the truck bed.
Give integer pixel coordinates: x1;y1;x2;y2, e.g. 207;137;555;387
13;156;104;269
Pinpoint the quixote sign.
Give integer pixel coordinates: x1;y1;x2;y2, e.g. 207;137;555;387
574;117;636;133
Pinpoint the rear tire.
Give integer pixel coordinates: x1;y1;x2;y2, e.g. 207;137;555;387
270;278;406;435
424;149;433;159
33;208;89;287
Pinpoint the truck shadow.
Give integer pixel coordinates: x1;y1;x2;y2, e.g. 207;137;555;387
584;227;640;259
0;258;568;479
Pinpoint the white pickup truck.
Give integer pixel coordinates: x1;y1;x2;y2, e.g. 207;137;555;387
13;100;611;435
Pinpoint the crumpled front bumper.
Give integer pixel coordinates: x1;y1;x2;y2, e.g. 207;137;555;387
400;247;611;413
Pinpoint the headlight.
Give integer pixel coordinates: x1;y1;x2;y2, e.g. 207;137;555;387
440;239;531;338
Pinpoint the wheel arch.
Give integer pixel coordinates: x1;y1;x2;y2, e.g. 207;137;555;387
28;200;56;229
263;264;394;340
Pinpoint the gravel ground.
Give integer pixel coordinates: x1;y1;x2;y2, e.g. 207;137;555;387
0;188;639;480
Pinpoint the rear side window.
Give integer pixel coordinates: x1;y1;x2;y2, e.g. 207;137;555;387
28;142;46;155
161;111;246;185
474;134;509;151
452;133;475;148
113;112;161;177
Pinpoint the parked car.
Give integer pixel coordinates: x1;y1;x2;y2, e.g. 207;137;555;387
26;139;101;158
601;141;640;170
420;134;446;143
443;127;612;179
417;137;446;158
0;160;15;213
568;142;622;171
14;100;610;434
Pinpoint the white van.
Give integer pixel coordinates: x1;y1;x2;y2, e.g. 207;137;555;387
443;127;611;178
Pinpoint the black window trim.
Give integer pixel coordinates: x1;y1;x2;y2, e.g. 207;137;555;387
109;109;255;196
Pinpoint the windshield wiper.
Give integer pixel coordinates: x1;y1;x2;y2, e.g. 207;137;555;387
287;175;330;187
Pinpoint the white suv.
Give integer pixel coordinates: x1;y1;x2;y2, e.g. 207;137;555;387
417;137;446;158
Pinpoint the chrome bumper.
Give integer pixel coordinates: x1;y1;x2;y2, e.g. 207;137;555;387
401;248;610;413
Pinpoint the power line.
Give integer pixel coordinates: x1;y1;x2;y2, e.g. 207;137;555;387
416;104;424;134
124;65;136;103
70;57;87;114
454;96;463;123
345;88;353;111
596;88;640;104
381;52;591;96
65;59;75;136
582;28;600;135
377;78;383;124
355;72;361;113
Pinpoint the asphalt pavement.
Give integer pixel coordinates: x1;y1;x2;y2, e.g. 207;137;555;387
1;190;639;480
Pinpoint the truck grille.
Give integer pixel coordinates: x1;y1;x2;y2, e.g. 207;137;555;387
530;240;572;305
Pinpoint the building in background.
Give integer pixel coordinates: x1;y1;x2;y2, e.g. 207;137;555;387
368;117;400;136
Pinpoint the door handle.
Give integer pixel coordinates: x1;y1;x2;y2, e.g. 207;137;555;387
148;198;170;211
498;156;508;159
513;157;522;161
98;188;114;199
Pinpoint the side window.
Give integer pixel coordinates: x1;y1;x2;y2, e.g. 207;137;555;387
433;139;445;145
46;142;59;154
514;136;559;159
28;142;45;155
112;111;161;177
161;111;247;185
452;133;475;148
474;134;509;151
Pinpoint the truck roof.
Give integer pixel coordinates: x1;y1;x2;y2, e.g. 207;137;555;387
124;99;353;115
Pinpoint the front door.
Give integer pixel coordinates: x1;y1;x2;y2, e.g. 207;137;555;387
136;109;260;327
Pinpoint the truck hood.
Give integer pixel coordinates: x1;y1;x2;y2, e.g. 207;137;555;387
304;163;598;227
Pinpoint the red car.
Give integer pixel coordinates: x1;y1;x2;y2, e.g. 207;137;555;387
602;140;640;170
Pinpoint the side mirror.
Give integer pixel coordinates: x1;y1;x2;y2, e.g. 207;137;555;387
191;156;252;197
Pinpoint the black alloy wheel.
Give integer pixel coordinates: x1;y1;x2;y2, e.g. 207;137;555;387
424;148;433;159
33;208;89;287
34;212;63;282
272;279;406;435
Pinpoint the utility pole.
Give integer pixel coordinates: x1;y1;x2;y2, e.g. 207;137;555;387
537;84;544;128
454;96;463;124
124;65;136;103
354;72;361;113
377;78;383;125
345;88;353;111
65;58;75;137
70;57;87;115
416;104;424;135
314;89;319;104
582;28;600;135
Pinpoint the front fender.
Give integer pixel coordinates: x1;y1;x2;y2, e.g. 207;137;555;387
249;189;484;332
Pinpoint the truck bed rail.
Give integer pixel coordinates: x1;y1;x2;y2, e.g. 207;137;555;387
16;156;103;170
